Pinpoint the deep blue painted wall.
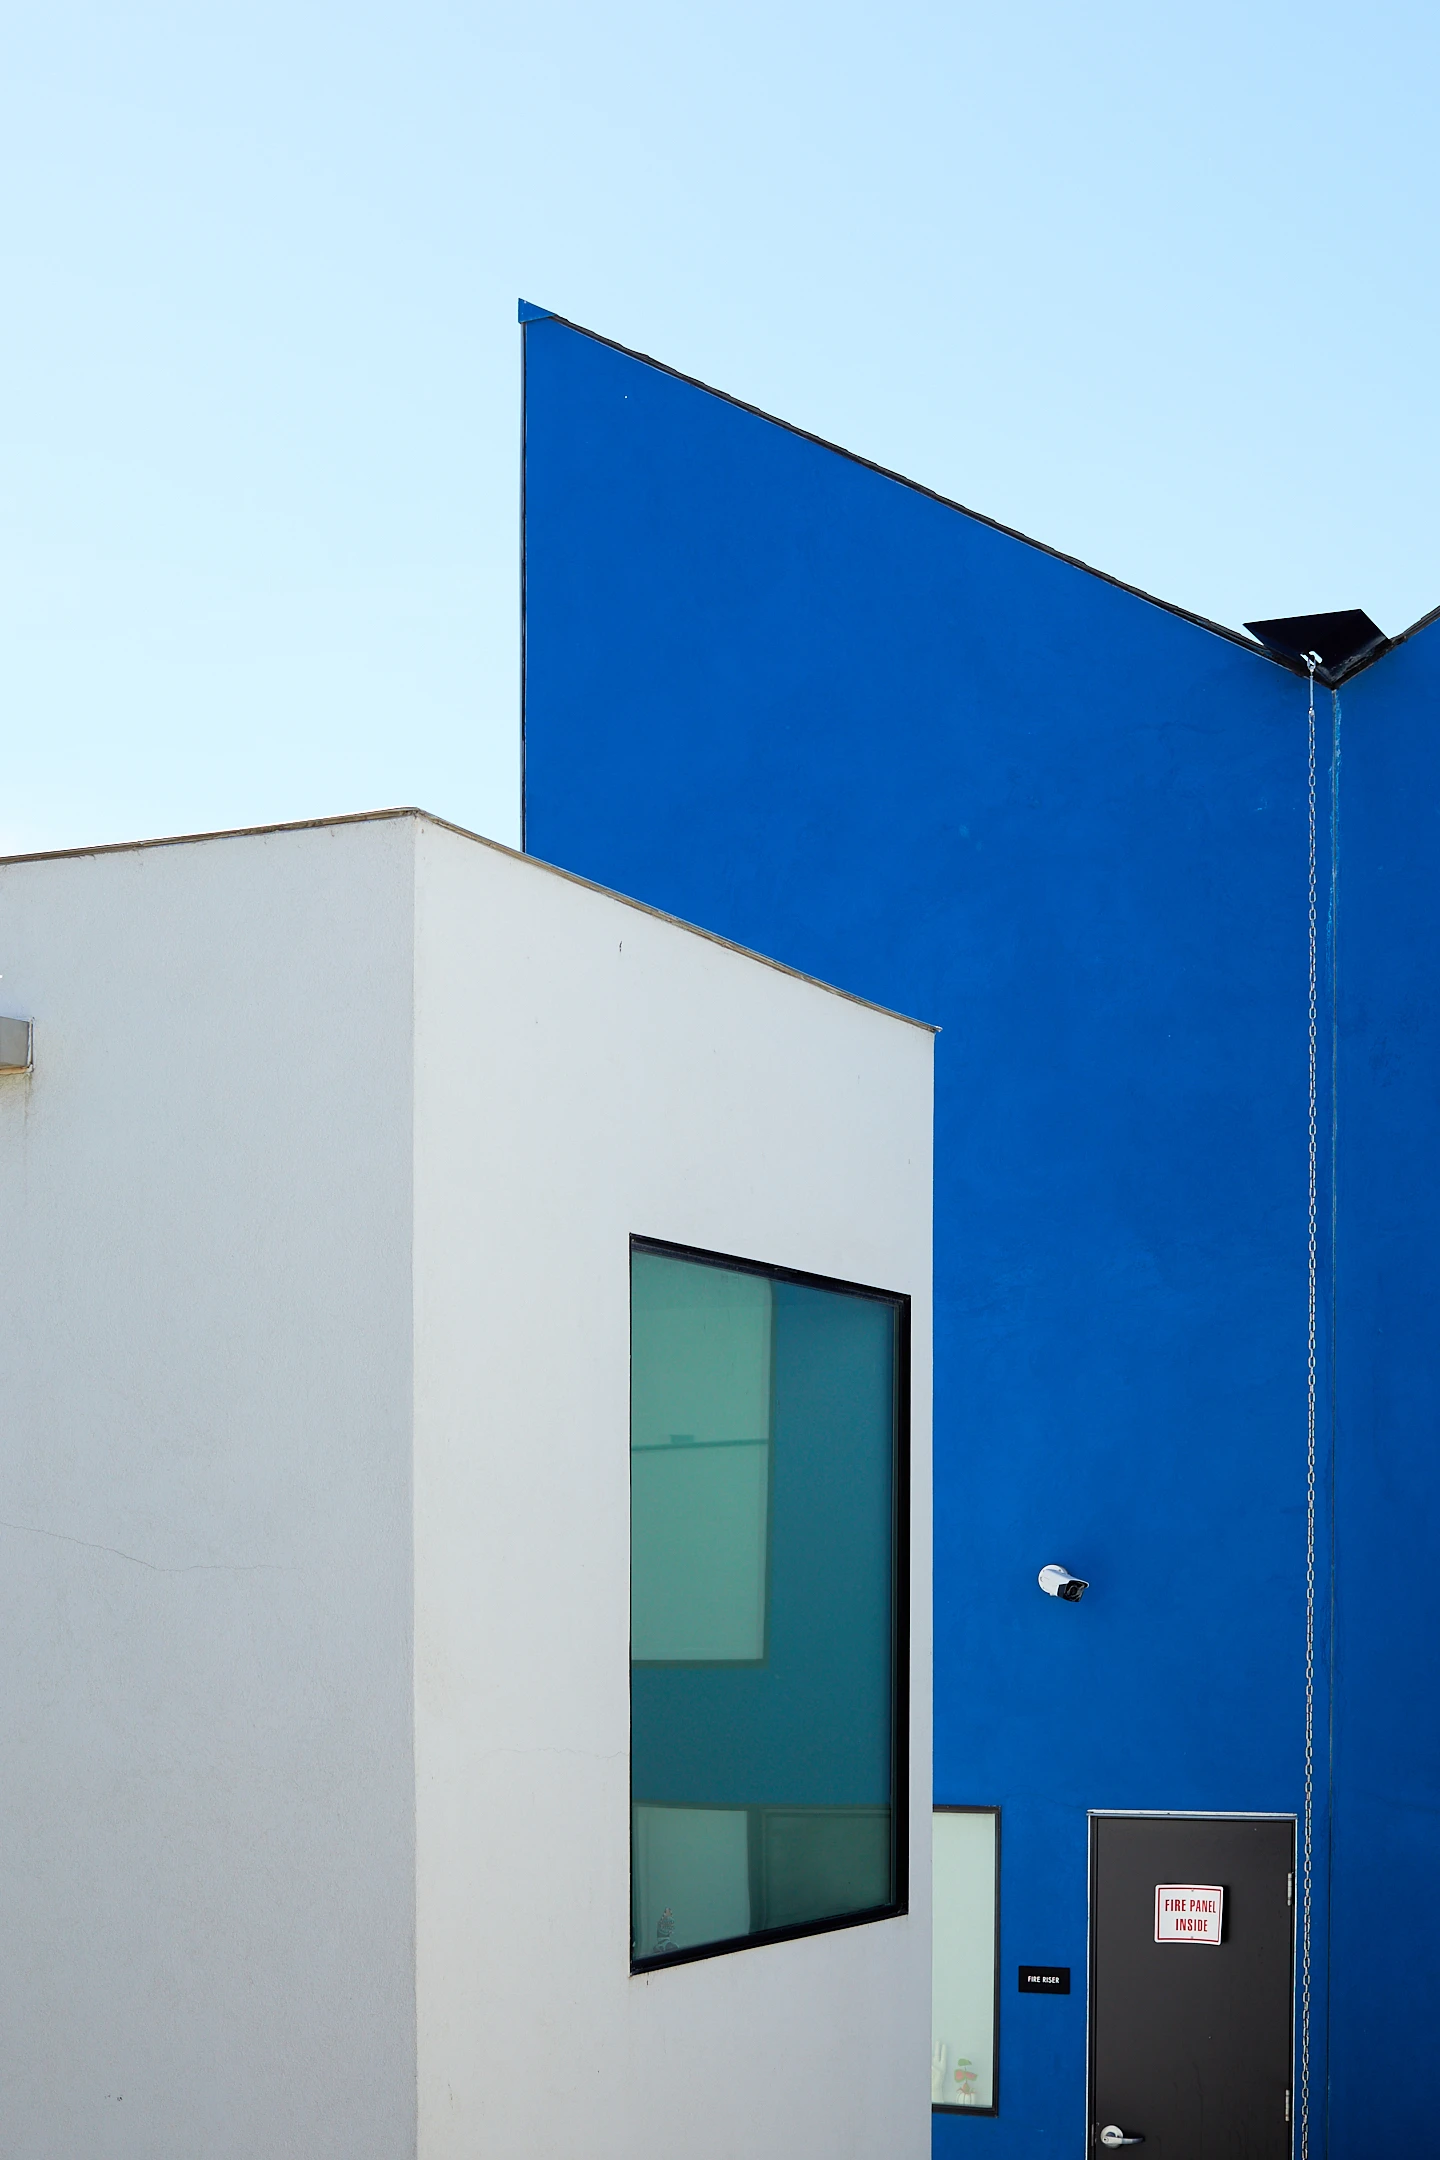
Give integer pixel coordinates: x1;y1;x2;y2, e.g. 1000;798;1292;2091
522;315;1345;2153
1330;628;1440;2154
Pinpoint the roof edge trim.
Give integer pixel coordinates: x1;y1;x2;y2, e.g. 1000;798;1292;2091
0;806;938;1036
1334;599;1440;686
522;310;1305;677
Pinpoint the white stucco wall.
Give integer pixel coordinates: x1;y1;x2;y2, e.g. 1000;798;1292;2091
411;818;933;2160
0;809;932;2159
0;819;420;2159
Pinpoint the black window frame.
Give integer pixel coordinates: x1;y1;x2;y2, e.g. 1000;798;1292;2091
931;1802;1002;2117
629;1233;911;1974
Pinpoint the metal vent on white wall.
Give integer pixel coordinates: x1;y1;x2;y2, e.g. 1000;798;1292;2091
0;1017;33;1073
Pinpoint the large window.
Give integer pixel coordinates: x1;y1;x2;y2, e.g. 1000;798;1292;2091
630;1239;908;1969
932;1807;1000;2114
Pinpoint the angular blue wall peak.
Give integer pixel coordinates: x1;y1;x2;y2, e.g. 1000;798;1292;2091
522;312;1437;2155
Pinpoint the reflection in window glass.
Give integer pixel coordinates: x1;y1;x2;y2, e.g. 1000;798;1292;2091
630;1245;905;1967
631;1263;771;1662
932;1809;999;2113
632;1804;751;1955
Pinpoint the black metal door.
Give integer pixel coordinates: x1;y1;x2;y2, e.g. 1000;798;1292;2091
1089;1815;1294;2157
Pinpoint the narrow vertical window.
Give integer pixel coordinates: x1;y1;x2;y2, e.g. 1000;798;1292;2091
630;1240;908;1969
932;1807;1000;2114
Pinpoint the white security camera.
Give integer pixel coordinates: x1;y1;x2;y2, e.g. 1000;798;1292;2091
1038;1563;1088;1602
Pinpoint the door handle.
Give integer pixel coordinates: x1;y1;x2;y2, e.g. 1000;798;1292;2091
1099;2131;1145;2149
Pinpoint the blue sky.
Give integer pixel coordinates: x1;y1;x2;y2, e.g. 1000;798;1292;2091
4;0;1437;854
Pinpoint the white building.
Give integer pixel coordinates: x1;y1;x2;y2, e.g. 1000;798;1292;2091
0;809;933;2160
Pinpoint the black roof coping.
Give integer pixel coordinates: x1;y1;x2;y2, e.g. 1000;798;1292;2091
522;309;1434;688
1244;610;1389;679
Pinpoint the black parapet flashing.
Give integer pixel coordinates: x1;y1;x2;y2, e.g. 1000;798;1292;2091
520;307;1288;674
520;305;1437;694
1245;610;1389;686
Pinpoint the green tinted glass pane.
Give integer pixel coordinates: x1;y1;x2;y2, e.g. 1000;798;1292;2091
630;1247;902;1964
631;1255;771;1663
761;1807;892;1930
632;1804;751;1959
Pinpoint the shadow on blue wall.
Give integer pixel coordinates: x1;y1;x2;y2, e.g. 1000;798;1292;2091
1330;629;1440;2154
